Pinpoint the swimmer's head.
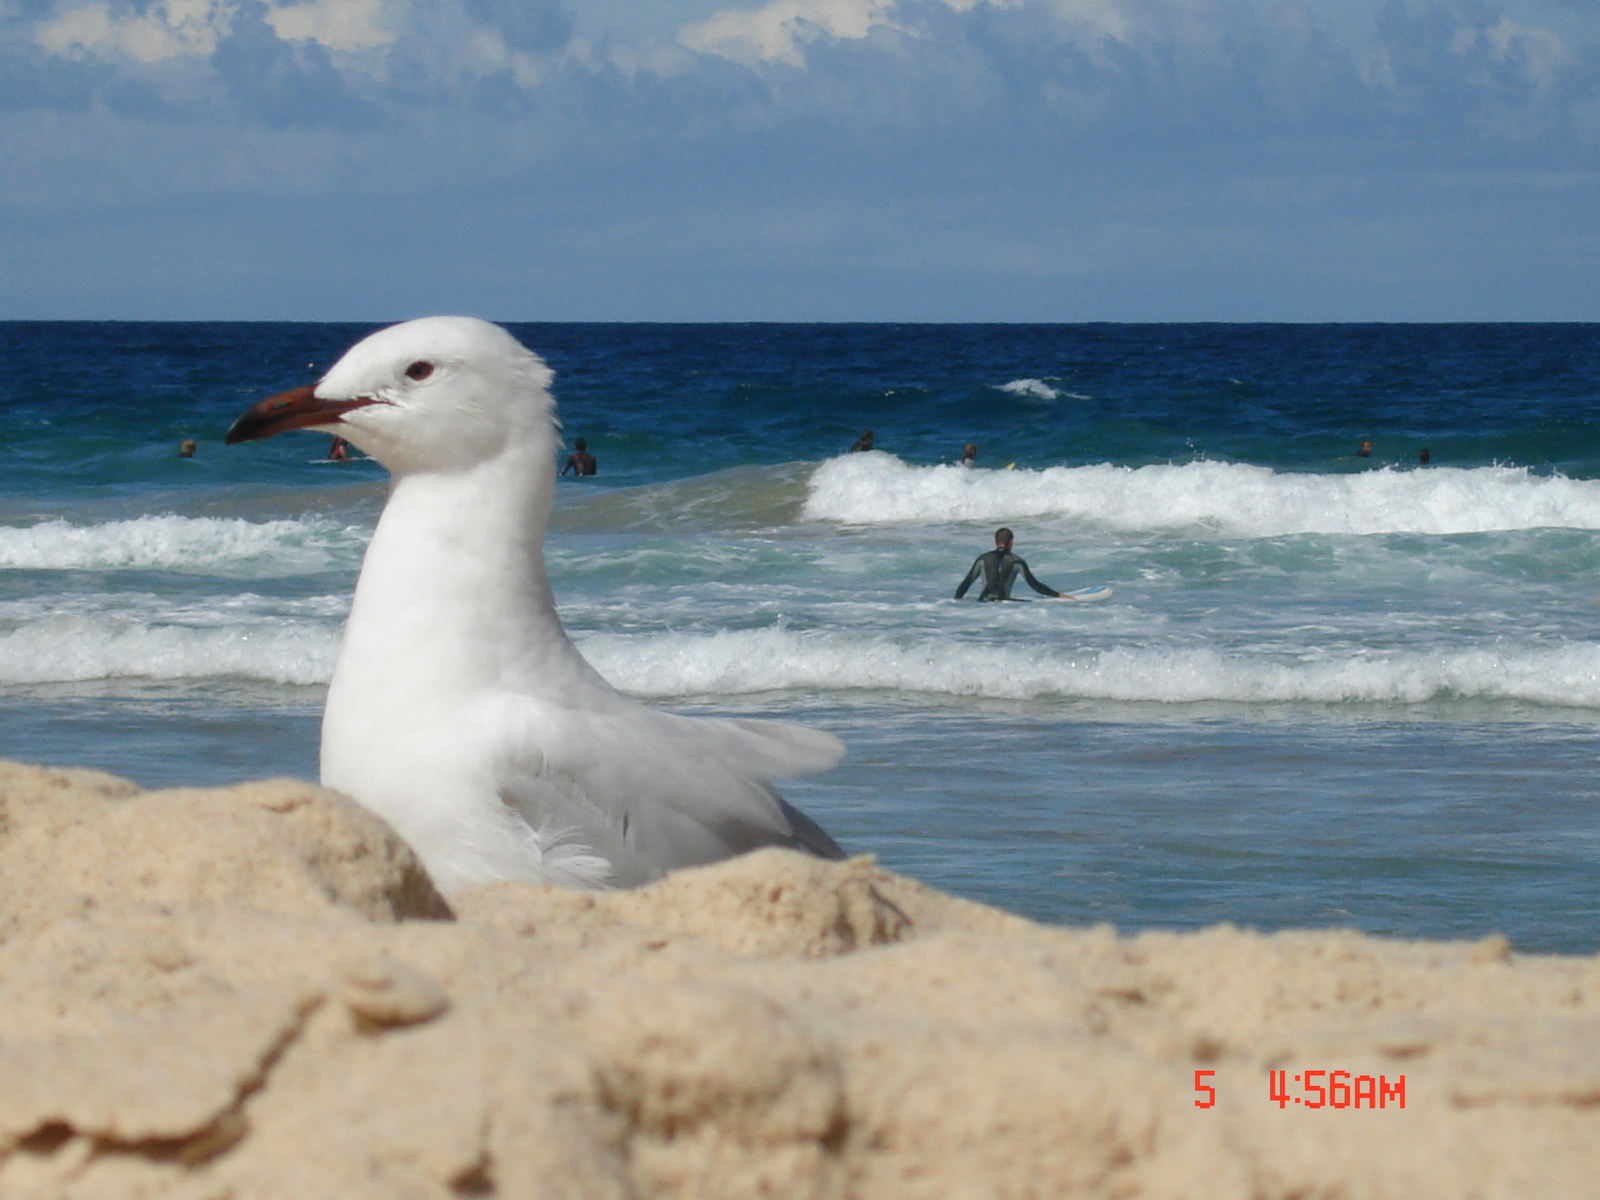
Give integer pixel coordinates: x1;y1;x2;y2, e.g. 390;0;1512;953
995;527;1013;547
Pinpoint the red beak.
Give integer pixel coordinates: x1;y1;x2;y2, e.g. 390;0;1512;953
225;385;382;445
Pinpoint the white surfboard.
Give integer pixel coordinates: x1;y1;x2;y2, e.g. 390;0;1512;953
1058;585;1112;603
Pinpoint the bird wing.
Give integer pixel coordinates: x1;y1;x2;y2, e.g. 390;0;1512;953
492;696;845;887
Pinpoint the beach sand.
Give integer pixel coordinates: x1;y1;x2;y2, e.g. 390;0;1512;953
1;758;1596;1199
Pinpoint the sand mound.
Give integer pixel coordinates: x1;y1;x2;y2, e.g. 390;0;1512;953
1;759;1596;1198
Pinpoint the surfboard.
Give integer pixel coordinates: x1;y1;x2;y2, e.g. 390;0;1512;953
1058;585;1112;603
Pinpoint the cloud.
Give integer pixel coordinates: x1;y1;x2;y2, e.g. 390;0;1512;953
35;0;233;62
263;0;392;52
5;0;1593;194
677;0;905;66
1459;14;1575;90
15;0;1593;134
22;0;575;75
674;0;1140;69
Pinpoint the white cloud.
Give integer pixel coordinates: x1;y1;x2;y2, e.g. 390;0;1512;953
1039;0;1128;44
675;0;1142;69
438;26;550;84
678;0;902;66
1479;16;1575;90
14;0;1600;143
36;0;234;62
264;0;394;51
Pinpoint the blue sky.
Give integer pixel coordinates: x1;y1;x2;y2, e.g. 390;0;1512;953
2;0;1597;320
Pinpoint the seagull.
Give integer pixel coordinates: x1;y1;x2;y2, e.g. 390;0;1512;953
226;317;845;893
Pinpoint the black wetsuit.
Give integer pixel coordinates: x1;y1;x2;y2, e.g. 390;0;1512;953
955;549;1059;601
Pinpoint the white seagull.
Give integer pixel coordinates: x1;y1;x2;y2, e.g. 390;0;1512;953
227;317;845;893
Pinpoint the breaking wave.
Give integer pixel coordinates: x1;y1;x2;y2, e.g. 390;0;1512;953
579;627;1600;709
0;615;339;686
0;515;366;575
803;455;1600;536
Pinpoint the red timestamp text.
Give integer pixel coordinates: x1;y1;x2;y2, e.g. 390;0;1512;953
1269;1069;1404;1109
1192;1070;1406;1109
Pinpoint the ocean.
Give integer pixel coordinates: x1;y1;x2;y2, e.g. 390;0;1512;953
3;321;1598;953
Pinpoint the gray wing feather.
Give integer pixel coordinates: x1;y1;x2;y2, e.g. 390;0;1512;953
497;699;845;886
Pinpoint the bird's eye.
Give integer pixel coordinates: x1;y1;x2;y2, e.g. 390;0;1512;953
405;361;434;381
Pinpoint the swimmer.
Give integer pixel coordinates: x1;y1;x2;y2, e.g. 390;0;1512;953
851;431;875;452
178;439;197;458
1358;439;1373;458
560;438;597;476
960;443;978;466
328;436;350;461
954;527;1063;601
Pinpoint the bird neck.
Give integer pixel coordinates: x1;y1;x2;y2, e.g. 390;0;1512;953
337;442;581;695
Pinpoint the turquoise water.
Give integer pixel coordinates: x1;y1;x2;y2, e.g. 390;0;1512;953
4;322;1600;951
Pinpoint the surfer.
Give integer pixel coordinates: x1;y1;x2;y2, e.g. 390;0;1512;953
560;438;597;476
328;436;350;461
960;443;978;467
851;431;875;452
955;528;1062;601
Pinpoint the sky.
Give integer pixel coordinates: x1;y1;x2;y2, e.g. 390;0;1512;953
1;0;1597;321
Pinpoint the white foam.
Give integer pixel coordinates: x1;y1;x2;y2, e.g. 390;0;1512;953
0;614;339;686
0;515;366;575
12;595;1594;708
575;626;1600;709
999;378;1060;400
0;590;349;625
802;455;1600;536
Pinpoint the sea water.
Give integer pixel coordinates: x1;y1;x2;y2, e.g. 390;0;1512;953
3;322;1599;952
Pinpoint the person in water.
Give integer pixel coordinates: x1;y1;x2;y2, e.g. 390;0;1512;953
955;527;1062;601
178;439;196;458
851;431;875;452
960;443;978;467
561;438;597;476
328;436;350;461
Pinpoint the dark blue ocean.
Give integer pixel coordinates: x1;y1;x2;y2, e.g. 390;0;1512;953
4;322;1599;952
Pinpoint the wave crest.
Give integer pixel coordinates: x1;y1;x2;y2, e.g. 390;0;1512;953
0;515;366;574
802;455;1600;536
577;627;1600;709
0;616;338;686
13;611;1595;710
998;378;1060;400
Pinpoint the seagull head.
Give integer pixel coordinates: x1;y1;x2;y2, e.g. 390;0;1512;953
225;316;556;474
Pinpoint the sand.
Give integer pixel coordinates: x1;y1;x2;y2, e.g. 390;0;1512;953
1;758;1597;1199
